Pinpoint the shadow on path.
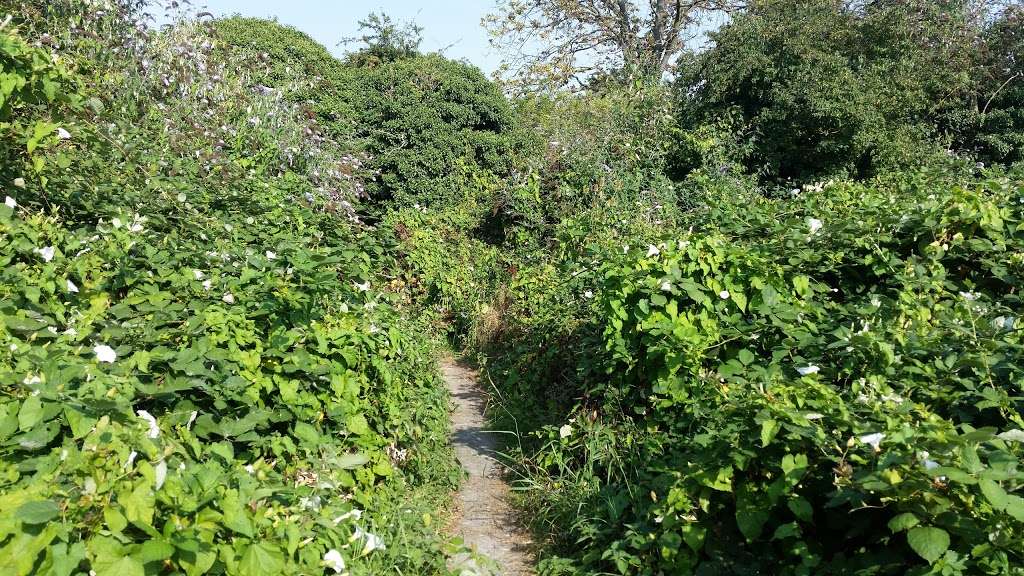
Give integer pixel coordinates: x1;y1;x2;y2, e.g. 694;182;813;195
444;359;534;576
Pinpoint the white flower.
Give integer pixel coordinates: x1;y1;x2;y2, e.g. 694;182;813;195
719;290;730;300
4;196;16;208
35;246;56;262
83;477;97;495
111;217;123;228
661;282;672;292
222;293;235;304
187;410;198;429
67;279;79;293
323;549;346;574
796;365;820;376
859;433;885;451
299;495;321;510
265;250;276;260
583;290;594;299
13;178;25;188
125;450;138;468
94;344;117;363
154;459;167;490
352;526;386;554
202;279;212;291
808;218;823;235
559;424;573;439
959;291;979;302
23;374;42;385
354;280;370;292
646;245;660;257
244;464;255;475
136;410;160;438
128;222;144;233
333;509;363;524
56;127;71;140
870;296;881;308
193;269;205;280
804;412;824;420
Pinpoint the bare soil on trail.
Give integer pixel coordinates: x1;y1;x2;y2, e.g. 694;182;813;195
443;359;534;576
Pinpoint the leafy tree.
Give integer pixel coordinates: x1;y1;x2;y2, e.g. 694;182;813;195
485;0;743;91
675;0;1020;182
341;12;423;66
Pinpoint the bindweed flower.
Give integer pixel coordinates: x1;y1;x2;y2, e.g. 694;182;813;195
646;245;660;257
323;549;346;574
583;290;594;299
796;365;820;376
719;290;730;300
13;178;25;188
859;433;885;451
808;218;823;235
202;279;212;291
137;410;160;438
193;269;204;280
352;526;386;555
4;196;15;208
94;344;117;363
354;280;370;292
222;293;235;304
154;459;167;490
67;279;79;293
959;291;979;302
559;424;573;438
333;509;363;524
57;127;71;140
265;250;276;260
35;246;56;262
661;282;672;292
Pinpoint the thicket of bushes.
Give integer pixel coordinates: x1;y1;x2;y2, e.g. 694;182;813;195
371;2;1024;575
3;0;1023;575
1;3;456;575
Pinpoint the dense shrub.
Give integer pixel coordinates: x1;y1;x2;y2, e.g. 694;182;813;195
471;169;1024;575
212;17;361;147
343;54;519;209
675;0;1019;183
0;4;456;575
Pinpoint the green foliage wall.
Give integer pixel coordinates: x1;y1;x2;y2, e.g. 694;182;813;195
675;0;1020;182
0;4;457;575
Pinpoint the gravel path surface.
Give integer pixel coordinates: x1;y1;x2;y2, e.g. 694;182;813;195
444;360;533;576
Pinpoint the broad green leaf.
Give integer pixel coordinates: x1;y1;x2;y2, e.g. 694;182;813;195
760;419;780;447
1003;495;1024;522
92;556;144;576
346;414;369;436
887;512;919;533
238;542;285;576
787;497;813;522
335;453;370;470
979;479;1008;510
16;499;59;524
18;396;43;432
907;526;950;564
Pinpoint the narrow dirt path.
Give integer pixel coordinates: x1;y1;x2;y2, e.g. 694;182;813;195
443;359;533;576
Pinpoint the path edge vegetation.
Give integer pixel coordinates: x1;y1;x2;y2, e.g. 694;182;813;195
2;1;1024;575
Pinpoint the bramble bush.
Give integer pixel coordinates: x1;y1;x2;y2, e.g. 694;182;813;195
475;170;1024;575
0;3;457;575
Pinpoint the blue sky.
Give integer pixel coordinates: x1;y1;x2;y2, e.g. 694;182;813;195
184;0;501;74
